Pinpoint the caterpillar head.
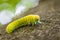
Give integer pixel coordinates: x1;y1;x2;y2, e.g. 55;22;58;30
34;15;41;25
29;15;41;25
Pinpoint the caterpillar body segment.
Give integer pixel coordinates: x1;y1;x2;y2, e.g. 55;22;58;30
6;15;40;33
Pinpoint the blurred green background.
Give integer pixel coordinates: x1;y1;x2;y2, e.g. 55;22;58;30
0;0;21;11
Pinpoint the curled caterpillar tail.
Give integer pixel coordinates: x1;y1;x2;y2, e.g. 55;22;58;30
6;14;40;33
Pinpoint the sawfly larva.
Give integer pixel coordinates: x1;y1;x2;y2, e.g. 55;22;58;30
6;15;41;33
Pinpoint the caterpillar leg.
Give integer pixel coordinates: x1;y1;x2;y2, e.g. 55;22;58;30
34;21;41;26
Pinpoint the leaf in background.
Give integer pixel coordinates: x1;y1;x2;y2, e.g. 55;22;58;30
0;0;21;11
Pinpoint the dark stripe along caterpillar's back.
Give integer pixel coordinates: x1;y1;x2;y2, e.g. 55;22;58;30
6;15;40;33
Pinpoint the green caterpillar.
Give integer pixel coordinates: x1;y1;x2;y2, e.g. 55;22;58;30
6;15;41;33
